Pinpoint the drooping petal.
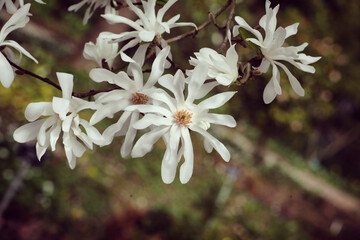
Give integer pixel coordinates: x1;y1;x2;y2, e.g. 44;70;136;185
191;125;231;162
120;112;139;158
0;53;15;88
131;126;170;158
13;119;47;143
179;127;194;184
263;78;277;104
276;62;305;97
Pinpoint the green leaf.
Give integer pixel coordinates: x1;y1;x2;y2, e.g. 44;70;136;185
156;0;168;6
238;28;260;52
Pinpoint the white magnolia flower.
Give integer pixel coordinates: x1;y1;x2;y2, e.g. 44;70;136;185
13;73;103;169
0;4;38;88
89;46;170;158
83;32;119;69
188;44;239;86
68;0;118;25
0;0;44;14
233;0;321;104
102;0;196;61
127;64;237;184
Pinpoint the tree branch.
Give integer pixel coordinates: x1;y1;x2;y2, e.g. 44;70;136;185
166;0;233;44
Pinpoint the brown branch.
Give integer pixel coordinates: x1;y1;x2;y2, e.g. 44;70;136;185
218;0;236;52
73;86;121;99
6;58;62;91
6;57;122;100
166;0;233;44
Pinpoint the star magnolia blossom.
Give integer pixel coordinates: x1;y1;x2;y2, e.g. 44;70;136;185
233;0;321;104
188;44;239;86
89;46;170;157
68;0;119;24
127;64;237;184
0;0;44;14
83;32;119;69
0;3;38;88
102;0;196;61
13;73;103;169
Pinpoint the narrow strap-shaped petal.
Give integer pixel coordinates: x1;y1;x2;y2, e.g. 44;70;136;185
276;61;305;97
56;72;74;100
197;91;237;111
190;125;230;162
157;0;177;22
202;113;237;128
132;113;172;129
0;53;15;88
131;126;170;158
145;46;170;88
179;127;194;184
120;112;139;158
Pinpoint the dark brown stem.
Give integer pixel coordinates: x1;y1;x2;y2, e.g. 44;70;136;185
6;57;62;91
6;57;122;99
218;0;236;52
166;0;233;44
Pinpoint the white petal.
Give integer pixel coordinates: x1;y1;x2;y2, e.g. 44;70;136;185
139;30;156;42
257;59;271;73
145;46;171;88
187;63;209;103
161;147;179;184
179;127;194;184
0;53;15;88
197;91;237;110
25;102;53;121
263;79;277;104
132;113;172;129
276;62;305;97
191;125;231;162
131;126;170;158
120;112;139;158
126;104;172;118
52;97;70;118
285;22;299;38
202;113;237;127
56;72;74;100
13;119;46;143
233;16;263;42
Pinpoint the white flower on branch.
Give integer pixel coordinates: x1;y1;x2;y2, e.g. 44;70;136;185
68;0;120;24
0;0;44;14
127;64;237;184
89;46;170;158
0;3;38;88
13;73;103;169
188;44;239;86
102;0;196;61
83;32;119;69
233;0;321;104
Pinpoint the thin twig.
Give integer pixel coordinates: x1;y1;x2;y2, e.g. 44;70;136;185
218;0;236;52
7;57;62;91
73;86;121;99
6;57;122;99
166;0;233;44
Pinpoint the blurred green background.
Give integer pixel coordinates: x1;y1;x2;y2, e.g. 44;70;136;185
1;0;360;239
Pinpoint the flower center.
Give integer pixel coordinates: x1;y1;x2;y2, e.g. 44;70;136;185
174;109;193;127
132;92;148;105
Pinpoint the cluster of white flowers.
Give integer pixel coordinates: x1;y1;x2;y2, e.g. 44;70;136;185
1;0;320;183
